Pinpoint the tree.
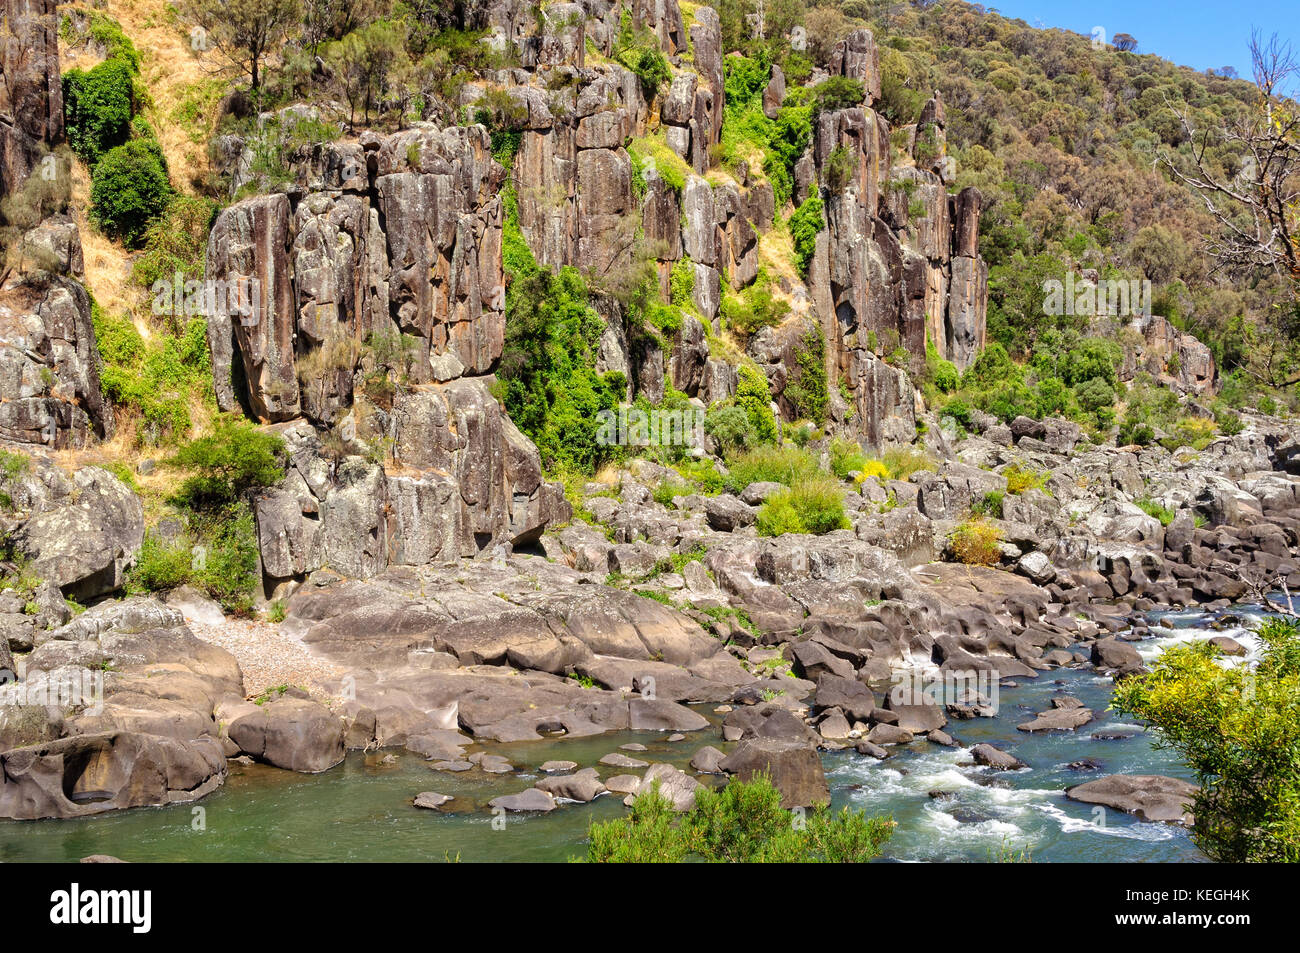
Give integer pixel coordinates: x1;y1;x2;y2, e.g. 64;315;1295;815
1162;32;1300;385
1113;616;1300;862
183;0;302;93
325;19;411;127
89;139;173;248
167;415;287;509
62;58;135;165
1112;33;1139;53
585;775;893;863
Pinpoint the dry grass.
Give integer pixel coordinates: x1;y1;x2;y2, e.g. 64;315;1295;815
69;161;145;333
758;222;799;285
86;0;226;193
60;0;225;339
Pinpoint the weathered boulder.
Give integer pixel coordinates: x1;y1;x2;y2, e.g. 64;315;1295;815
227;697;345;773
972;738;1029;769
0;732;226;820
1065;774;1197;825
11;466;143;600
535;767;606;802
719;738;830;809
626;761;701;811
489;788;556;813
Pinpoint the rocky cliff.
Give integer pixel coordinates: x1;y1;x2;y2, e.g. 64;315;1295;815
0;0;111;449
200;1;990;592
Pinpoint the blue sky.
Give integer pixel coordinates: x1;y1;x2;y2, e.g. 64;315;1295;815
984;0;1299;80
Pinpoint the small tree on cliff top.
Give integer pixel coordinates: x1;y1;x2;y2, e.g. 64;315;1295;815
183;0;302;93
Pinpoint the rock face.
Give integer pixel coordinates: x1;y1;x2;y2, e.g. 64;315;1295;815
203;125;572;587
1122;314;1216;394
0;0;111;449
804;83;987;444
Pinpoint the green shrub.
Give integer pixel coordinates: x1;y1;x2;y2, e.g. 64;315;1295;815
1112;616;1300;861
1215;408;1245;436
950;518;1003;566
675;458;724;494
983;381;1039;423
719;273;790;335
652;479;695;507
938;398;975;432
971;490;1004;519
829;438;868;480
962;343;1021;390
784;325;829;424
705;403;758;456
1118;415;1156;446
812;76;866;114
167;415;287;510
630;134;692;194
880;446;936;481
669;258;695;308
1003;463;1047;494
89;138;172;247
62;57;135;165
585;774;893;863
132;195;217;290
732;364;778;445
93;305;212;444
789;196;825;278
1135;497;1176;526
756;478;849;536
65;9;141;70
1074;376;1117;416
498;252;622;473
1059;338;1121;388
127;507;261;615
624;45;670;99
934;359;959;393
724;445;820;493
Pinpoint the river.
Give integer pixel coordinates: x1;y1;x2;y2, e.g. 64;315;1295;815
0;604;1266;862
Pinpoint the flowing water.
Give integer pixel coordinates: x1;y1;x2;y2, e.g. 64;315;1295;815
0;605;1268;862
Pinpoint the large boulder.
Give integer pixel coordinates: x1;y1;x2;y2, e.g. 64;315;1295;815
0;732;226;820
11;466;143;600
227;697;345;773
1065;774;1198;825
719;738;830;809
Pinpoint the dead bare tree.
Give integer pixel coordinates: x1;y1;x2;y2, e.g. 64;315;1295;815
1163;33;1300;281
1235;564;1300;618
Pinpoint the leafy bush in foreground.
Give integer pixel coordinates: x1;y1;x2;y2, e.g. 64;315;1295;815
1113;616;1300;862
585;774;893;863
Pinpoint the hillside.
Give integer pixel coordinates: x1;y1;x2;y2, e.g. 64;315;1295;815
1;0;1299;864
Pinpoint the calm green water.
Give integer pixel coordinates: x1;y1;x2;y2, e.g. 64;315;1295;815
0;608;1249;863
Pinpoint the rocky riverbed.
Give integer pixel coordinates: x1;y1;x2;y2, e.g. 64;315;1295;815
0;605;1248;862
2;409;1297;851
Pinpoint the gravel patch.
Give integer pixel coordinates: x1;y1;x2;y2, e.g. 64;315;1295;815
188;618;346;699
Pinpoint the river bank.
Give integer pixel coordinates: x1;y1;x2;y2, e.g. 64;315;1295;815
1;603;1261;862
